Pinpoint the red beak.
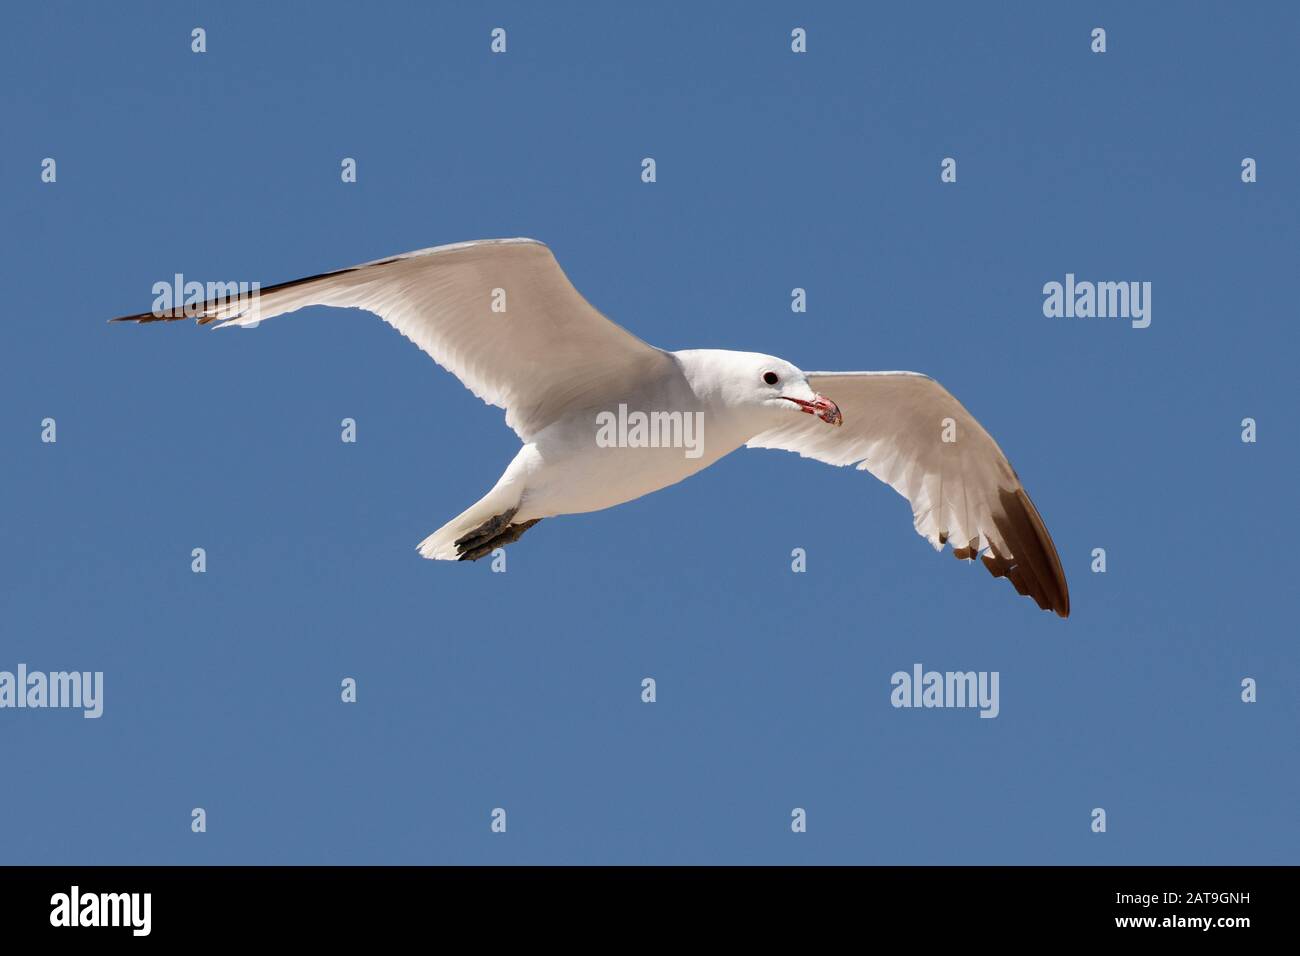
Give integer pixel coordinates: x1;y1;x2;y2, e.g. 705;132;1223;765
786;394;843;426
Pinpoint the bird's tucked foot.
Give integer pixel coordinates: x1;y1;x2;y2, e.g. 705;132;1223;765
455;508;518;551
454;508;543;561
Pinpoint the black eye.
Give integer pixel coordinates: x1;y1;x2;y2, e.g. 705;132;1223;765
763;371;779;386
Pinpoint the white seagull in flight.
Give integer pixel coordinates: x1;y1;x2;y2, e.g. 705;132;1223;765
112;238;1069;617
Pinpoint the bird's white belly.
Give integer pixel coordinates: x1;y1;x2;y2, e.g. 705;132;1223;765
514;416;747;520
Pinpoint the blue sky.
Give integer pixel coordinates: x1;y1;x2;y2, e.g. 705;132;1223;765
1;1;1296;864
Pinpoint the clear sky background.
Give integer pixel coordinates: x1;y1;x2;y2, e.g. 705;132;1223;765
2;2;1296;864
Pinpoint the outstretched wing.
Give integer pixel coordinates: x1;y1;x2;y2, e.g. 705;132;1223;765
111;238;672;440
747;371;1069;617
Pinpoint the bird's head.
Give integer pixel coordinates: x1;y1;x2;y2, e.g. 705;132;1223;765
721;352;843;426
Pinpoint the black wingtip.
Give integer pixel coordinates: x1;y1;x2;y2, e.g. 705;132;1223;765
108;309;190;325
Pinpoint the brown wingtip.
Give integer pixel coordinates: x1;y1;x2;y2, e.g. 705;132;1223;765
1014;486;1070;618
975;487;1070;619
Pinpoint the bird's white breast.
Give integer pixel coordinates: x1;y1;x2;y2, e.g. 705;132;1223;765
512;369;756;520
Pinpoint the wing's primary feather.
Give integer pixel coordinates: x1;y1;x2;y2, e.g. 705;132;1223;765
110;238;672;440
747;371;1069;617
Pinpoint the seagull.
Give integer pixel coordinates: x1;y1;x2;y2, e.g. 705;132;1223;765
111;238;1069;617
